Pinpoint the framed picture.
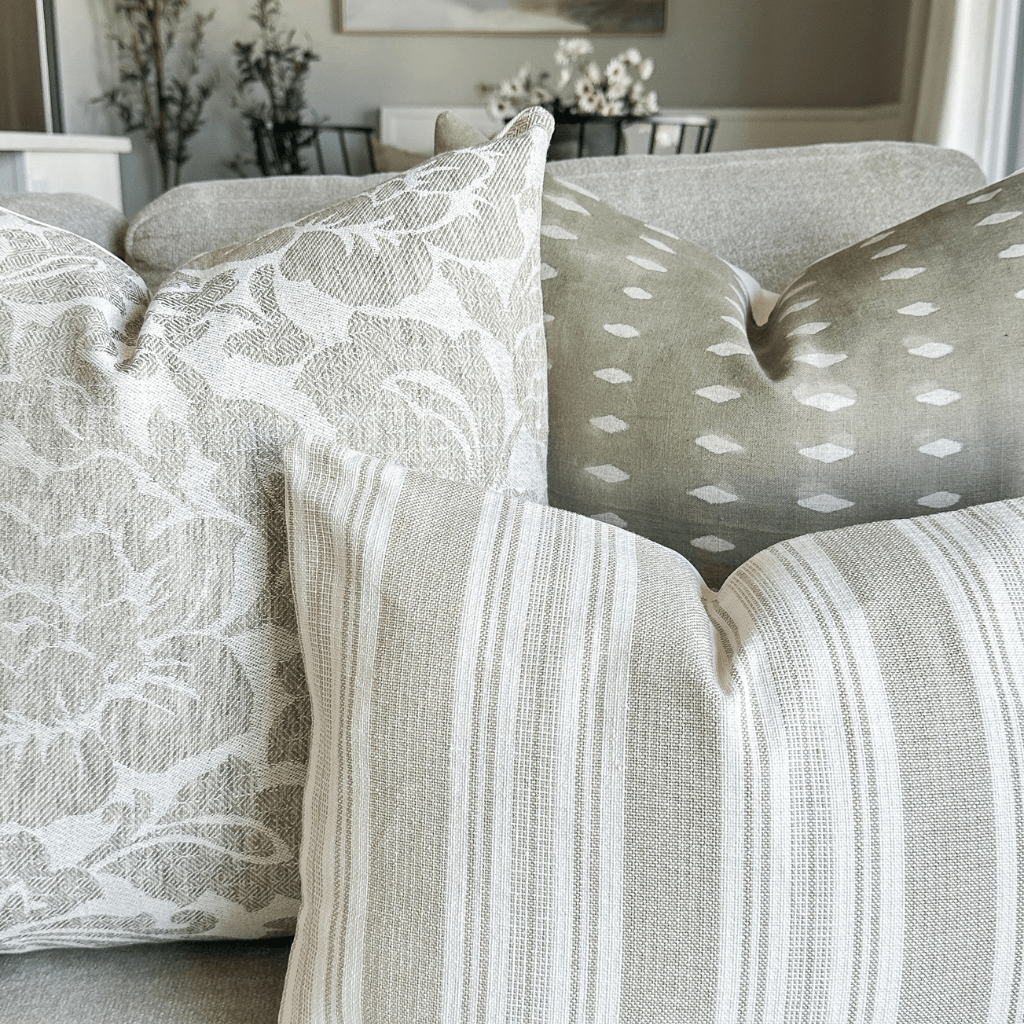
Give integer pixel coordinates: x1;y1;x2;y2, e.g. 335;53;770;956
338;0;666;35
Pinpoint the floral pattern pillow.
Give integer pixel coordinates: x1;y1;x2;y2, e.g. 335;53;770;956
0;106;552;951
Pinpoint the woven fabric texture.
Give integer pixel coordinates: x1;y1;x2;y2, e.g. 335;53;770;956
125;140;984;295
283;433;1024;1024
0;105;552;951
0;937;290;1023
124;172;397;290
0;192;128;260
549;142;986;290
537;170;1024;587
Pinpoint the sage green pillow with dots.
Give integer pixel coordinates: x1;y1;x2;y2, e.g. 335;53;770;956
538;171;1024;588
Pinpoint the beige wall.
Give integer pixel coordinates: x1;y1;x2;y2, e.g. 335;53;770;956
54;0;913;214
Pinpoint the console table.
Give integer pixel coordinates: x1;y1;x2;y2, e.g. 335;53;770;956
0;131;131;211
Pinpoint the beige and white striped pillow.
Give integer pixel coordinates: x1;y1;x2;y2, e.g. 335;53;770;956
282;432;1024;1024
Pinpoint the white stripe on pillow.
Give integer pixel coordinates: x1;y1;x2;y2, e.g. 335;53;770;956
282;432;1024;1024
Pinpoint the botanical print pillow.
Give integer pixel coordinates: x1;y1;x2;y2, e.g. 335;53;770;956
539;170;1024;587
0;106;552;952
281;433;1024;1024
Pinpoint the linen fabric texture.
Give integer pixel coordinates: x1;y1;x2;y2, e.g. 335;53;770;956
123;172;398;290
0;192;128;260
283;433;1024;1024
0;105;553;951
538;170;1024;587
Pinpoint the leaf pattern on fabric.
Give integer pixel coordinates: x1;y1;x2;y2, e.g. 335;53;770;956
0;105;553;950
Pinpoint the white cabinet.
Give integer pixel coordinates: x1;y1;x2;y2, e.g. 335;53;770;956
0;131;131;211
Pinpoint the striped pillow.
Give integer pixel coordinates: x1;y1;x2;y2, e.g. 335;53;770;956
282;432;1024;1024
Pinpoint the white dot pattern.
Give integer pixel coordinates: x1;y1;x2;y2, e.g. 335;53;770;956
795;352;847;368
590;415;630;434
898;302;940;317
917;389;961;406
871;244;908;259
695;385;741;403
706;341;752;357
799;392;857;412
541;225;578;240
541;173;1024;590
917;491;961;509
585;464;630;484
908;341;953;359
603;323;639;338
976;211;1021;226
919;439;962;458
626;255;667;273
640;235;675;254
799;443;855;464
593;367;632;384
545;194;591;216
799;494;855;513
643;223;680;239
690;535;735;552
688;485;739;505
778;298;819;320
787;322;832;337
696;435;744;454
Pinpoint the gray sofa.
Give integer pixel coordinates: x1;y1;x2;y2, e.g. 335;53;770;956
0;139;988;1023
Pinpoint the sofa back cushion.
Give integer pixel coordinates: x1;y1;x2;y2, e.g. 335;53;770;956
124;141;986;293
549;141;986;290
0;106;552;951
0;192;128;259
281;433;1024;1024
124;172;397;290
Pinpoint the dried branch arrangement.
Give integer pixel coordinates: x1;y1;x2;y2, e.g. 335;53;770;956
97;0;216;192
232;0;320;175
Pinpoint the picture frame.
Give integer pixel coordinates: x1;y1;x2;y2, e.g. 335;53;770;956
338;0;666;35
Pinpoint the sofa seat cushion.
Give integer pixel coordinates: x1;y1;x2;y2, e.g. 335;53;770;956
0;107;552;951
0;938;289;1024
280;433;1024;1023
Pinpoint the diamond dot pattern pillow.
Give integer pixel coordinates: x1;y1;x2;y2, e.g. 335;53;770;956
541;171;1024;587
282;433;1024;1024
0;106;552;952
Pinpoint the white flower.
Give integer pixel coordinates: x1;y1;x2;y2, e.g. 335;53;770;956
607;79;631;101
576;91;599;114
623;47;642;65
557;66;571;89
586;60;602;84
575;77;597;99
528;85;552;105
487;95;514;120
596;94;625;117
559;37;593;59
638;57;654;81
606;57;630;83
639;90;659;115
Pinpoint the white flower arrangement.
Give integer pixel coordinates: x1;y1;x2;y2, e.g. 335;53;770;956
483;37;658;121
